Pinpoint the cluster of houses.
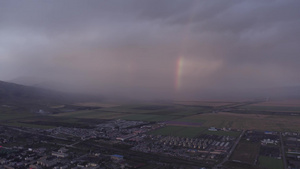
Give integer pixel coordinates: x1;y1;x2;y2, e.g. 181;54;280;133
283;133;300;169
129;134;236;163
48;127;102;140
0;145;140;169
0;147;70;169
47;119;157;142
156;135;234;153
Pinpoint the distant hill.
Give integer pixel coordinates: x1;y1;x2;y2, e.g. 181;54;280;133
10;76;75;93
0;80;103;107
9;76;47;87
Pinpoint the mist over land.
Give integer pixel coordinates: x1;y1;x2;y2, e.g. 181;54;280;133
1;0;300;100
1;2;300;168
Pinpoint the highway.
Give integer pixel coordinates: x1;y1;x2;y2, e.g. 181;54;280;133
280;132;287;169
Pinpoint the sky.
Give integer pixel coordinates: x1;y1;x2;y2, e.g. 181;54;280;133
0;0;300;100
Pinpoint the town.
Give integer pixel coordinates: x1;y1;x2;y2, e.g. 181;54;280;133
0;119;298;169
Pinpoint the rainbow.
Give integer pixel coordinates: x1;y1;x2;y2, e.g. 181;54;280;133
174;3;198;92
175;56;184;91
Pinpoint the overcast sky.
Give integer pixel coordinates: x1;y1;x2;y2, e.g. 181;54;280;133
0;0;300;100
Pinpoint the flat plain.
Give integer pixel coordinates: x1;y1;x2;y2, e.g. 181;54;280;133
1;100;299;132
230;141;260;164
148;126;206;138
176;112;300;131
49;100;300;132
241;99;300;114
258;156;284;169
174;101;235;107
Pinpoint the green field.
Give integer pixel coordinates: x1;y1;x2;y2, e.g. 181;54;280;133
53;109;182;122
53;109;127;119
0;107;36;121
51;104;202;122
0;112;35;121
148;126;206;138
52;107;300;132
230;141;260;164
148;126;241;138
258;156;284;169
120;114;179;121
0;108;48;128
243;105;300;113
99;104;181;114
176;112;300;132
1;101;298;132
6;122;54;129
201;130;241;137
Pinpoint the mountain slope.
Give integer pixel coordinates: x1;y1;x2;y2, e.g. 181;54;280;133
0;80;102;107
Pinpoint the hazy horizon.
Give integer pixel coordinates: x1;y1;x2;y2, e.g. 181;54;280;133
1;0;300;100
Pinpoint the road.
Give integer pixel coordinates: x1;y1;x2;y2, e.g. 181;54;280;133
279;132;287;169
214;130;245;169
6;125;213;168
82;141;213;168
7;126;69;141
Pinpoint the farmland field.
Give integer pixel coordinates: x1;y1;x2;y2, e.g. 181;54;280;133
230;141;260;164
149;125;241;138
53;109;181;122
51;103;205;121
50;101;300;132
95;104;184;114
74;102;120;108
0;106;36;121
241;100;300;114
242;105;300;113
201;130;241;137
53;109;127;119
258;156;284;169
119;114;179;122
0;112;35;121
174;101;235;107
6;122;54;129
148;126;206;138
251;100;300;107
176;112;300;131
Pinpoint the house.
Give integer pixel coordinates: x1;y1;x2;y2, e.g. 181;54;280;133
52;147;68;158
208;127;217;132
111;154;124;162
52;151;68;158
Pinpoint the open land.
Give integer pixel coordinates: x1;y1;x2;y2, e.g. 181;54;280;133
148;126;240;138
251;99;300;107
230;141;260;164
48;101;300;132
0;100;299;169
258;156;284;169
1;100;300;133
237;99;300;115
176;112;300;132
174;101;235;107
148;126;206;138
74;102;121;108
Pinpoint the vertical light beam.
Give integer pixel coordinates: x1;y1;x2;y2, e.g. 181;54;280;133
175;56;184;91
174;3;198;92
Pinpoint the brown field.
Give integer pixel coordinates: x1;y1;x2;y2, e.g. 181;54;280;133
74;102;121;108
251;99;300;107
174;101;234;107
177;112;300;131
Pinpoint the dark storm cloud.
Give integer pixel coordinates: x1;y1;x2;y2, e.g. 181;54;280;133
0;0;300;100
